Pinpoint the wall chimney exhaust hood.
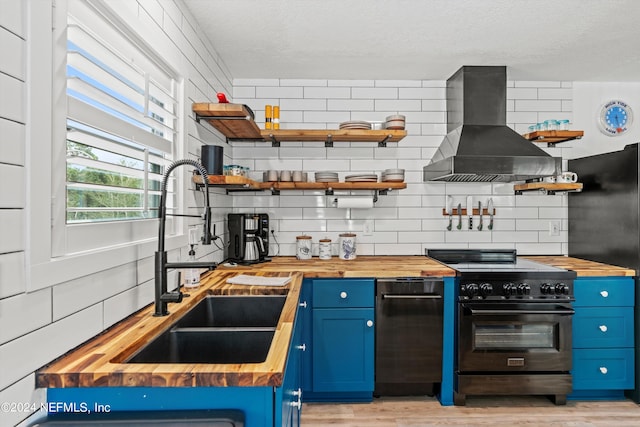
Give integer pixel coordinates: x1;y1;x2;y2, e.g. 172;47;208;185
423;66;559;182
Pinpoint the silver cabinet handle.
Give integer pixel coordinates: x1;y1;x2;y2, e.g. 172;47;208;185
299;301;307;308
296;343;306;352
382;294;442;299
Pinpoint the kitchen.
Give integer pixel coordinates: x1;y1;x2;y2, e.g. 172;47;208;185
3;0;640;426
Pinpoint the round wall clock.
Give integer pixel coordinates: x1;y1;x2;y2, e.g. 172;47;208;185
599;99;633;136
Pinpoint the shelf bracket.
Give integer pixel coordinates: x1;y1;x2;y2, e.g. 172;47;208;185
325;187;334;196
266;134;280;147
195;113;252;124
270;187;280;195
325;134;333;148
378;134;393;147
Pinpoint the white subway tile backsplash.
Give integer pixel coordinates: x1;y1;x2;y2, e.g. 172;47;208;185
352;87;398;99
514;81;562;88
328;99;374;111
538;88;573;100
282;79;327;87
304;87;351;99
374;243;422;256
375;80;422;88
399;87;446;99
234;78;279;86
421;99;447;111
280;98;327;111
375;99;422;111
256;86;303;98
507;87;538;100
515;99;563;112
303;110;351;123
328;79;374;87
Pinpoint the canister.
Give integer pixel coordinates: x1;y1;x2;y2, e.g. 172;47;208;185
319;238;332;260
296;235;312;260
338;233;357;260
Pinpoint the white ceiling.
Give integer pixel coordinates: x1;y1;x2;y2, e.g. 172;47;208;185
182;0;640;82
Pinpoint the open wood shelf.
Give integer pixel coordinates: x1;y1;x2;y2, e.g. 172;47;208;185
522;130;584;147
192;103;407;146
514;182;583;195
261;129;406;147
193;175;407;195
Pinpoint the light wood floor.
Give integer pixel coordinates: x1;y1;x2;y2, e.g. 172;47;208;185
301;395;640;426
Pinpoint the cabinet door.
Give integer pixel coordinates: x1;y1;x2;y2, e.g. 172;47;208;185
300;279;313;396
573;277;635;307
573;348;635;390
278;305;304;427
312;308;374;393
573;306;634;348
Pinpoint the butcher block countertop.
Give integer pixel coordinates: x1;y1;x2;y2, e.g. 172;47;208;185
524;255;636;277
217;255;457;277
35;255;633;390
36;271;303;389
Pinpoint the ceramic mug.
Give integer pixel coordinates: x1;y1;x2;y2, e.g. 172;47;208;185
266;170;279;182
556;171;578;183
280;170;292;182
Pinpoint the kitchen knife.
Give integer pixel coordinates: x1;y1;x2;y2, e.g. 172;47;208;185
457;203;462;230
488;198;494;230
477;201;483;230
467;196;473;230
446;195;453;231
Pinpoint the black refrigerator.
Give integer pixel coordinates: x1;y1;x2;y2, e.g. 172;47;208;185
568;142;639;402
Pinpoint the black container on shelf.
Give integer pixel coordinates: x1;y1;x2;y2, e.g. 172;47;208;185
200;145;223;175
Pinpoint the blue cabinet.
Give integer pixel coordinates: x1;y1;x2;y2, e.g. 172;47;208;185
571;277;635;400
304;278;375;402
277;301;305;427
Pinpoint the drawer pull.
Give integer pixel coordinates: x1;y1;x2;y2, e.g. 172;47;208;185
340;291;348;299
599;325;608;332
366;320;374;327
299;301;307;308
296;343;306;352
600;290;609;298
599;367;608;375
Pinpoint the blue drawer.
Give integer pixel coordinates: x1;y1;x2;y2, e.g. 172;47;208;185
312;279;374;308
573;307;635;348
573;277;634;307
572;348;635;391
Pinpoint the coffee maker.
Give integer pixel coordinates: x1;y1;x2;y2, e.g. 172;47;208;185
227;213;270;264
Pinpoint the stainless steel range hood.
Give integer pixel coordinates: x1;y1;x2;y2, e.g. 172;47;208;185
423;66;559;182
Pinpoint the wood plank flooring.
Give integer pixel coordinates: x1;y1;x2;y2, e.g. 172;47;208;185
301;396;640;426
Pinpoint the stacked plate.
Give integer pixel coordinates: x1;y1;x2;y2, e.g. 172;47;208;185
339;120;372;130
345;173;378;182
315;171;339;182
381;168;405;182
385;115;406;130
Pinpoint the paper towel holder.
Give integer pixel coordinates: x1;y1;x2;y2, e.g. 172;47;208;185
333;191;379;208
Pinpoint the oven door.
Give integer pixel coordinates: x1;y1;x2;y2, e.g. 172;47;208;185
458;302;574;372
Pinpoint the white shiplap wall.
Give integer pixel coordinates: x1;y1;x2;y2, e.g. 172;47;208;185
232;79;573;257
0;1;233;425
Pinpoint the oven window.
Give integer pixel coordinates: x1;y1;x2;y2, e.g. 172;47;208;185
475;324;555;349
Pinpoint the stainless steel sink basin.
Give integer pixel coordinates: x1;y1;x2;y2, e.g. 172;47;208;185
175;295;286;328
126;327;275;364
124;295;287;364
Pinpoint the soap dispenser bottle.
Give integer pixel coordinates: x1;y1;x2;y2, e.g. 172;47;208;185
183;228;201;289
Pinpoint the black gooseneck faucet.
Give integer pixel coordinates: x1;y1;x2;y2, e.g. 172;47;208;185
154;159;217;316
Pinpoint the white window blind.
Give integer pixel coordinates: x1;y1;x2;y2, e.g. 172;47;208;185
65;1;177;224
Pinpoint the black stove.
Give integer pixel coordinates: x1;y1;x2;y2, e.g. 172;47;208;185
426;249;576;405
426;249;576;302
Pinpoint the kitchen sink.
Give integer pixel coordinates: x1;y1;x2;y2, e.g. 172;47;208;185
175;295;286;328
126;327;275;364
124;295;287;364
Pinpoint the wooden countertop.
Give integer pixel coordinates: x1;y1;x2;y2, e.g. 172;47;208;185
35;255;633;390
524;256;636;277
218;255;457;277
36;271;302;389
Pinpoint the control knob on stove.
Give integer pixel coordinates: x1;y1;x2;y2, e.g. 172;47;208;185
554;283;570;295
540;283;553;295
517;283;531;296
462;283;479;298
479;283;493;297
502;283;516;297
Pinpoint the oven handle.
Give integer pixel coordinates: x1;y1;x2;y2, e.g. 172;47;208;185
382;294;443;300
464;306;575;316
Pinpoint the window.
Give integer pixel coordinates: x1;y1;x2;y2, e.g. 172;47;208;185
65;0;177;224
